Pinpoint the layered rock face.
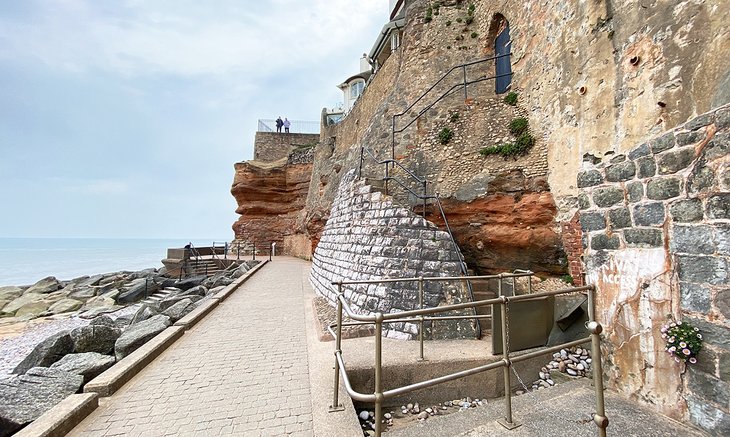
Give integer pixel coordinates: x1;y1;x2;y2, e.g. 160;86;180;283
231;158;313;254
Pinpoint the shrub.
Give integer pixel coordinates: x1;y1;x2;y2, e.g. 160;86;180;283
445;20;452;26
425;6;433;22
661;320;703;364
465;16;474;25
560;274;574;285
455;34;464;41
468;3;475;15
479;133;535;158
503;91;518;105
509;117;529;135
470;31;478;38
456;17;463;23
438;127;454;144
449;112;460;122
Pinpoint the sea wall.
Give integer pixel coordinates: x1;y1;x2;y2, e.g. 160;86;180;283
578;105;729;431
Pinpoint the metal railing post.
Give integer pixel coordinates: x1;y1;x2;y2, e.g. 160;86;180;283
588;286;608;436
374;313;384;437
422;180;427;218
463;65;468;99
269;243;272;261
384;163;389;196
499;296;517;429
418;276;425;361
329;285;345;412
253;240;256;261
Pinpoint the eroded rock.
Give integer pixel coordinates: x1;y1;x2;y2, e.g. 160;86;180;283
115;314;171;360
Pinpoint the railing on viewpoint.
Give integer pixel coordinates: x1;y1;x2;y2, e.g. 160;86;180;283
327;274;608;437
257;119;320;134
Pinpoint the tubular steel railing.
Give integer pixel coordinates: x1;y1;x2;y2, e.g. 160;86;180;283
257;119;320;134
358;145;480;336
390;53;513;161
327;274;607;437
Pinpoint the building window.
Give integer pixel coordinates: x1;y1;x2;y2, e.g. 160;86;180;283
391;31;400;51
350;80;365;99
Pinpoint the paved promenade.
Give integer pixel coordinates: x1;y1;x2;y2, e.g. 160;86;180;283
69;258;314;436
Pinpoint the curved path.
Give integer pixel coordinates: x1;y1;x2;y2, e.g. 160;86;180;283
69;258;314;436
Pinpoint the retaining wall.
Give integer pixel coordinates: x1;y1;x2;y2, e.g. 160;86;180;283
310;170;476;340
577;104;729;433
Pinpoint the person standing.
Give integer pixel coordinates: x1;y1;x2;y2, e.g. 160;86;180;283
275;116;283;133
283;117;290;133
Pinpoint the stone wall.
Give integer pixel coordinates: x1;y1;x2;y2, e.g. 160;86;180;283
577;105;729;432
254;132;319;162
310;170;477;340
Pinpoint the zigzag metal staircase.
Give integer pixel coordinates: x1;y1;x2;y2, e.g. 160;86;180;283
355;53;513;338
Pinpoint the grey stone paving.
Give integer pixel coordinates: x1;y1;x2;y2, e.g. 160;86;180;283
68;258;313;436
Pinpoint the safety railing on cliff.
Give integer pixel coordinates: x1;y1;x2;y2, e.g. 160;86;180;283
358;145;480;337
327;276;608;437
390;53;512;161
257;119;320;134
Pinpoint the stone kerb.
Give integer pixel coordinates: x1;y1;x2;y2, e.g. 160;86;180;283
576;104;729;432
310;170;477;340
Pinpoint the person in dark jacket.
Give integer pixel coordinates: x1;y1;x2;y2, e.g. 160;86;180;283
275;116;283;133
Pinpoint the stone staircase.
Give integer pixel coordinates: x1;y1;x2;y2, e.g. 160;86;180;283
185;258;223;277
140;288;177;306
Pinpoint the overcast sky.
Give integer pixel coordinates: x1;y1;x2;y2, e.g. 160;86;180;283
0;0;385;239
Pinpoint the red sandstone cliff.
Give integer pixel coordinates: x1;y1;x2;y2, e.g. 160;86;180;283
230;158;312;249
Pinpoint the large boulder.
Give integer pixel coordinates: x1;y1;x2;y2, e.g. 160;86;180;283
114;315;171;360
14;301;51;318
159;295;202;311
89;314;116;327
161;298;196;322
179;285;207;298
50;352;115;383
0;286;24;311
24;276;61;294
1;293;45;316
0;367;84;436
117;278;159;304
67;286;97;300
12;331;74;374
173;276;206;291
70;324;121;354
129;305;157;325
48;298;83;315
82;295;116;311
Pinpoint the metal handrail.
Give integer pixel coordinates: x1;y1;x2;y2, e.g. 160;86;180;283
328;278;607;437
358;144;480;335
390;53;512;161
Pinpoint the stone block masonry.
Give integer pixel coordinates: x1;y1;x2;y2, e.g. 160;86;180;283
577;104;729;433
253;132;319;162
310;170;477;340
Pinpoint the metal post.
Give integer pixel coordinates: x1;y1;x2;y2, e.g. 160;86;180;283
418;276;425;361
374;313;384;437
359;147;363;179
329;284;345;412
384;162;389;196
252;240;256;261
391;115;396;162
463;65;468;99
269;243;272;261
422;180;427;218
497;295;519;429
588;286;608;437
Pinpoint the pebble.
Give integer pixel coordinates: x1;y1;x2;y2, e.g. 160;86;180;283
567;368;578;376
359;411;370;421
417;411;429;420
383;413;392;420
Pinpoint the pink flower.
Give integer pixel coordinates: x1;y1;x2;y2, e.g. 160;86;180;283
679;342;687;348
689;357;697;364
683;348;691;355
674;357;680;363
697;334;702;339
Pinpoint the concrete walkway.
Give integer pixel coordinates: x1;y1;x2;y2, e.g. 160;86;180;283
69;258;315;437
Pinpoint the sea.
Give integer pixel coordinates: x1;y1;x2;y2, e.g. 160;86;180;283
0;238;228;287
